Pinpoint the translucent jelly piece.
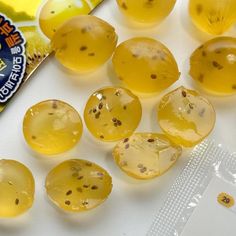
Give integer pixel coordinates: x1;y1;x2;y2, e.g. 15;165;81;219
116;0;176;24
0;160;35;217
51;15;118;73
39;0;91;39
113;133;182;180
45;159;112;212
23;100;83;155
157;87;216;147
112;37;180;94
189;0;236;35
84;87;142;141
190;37;236;95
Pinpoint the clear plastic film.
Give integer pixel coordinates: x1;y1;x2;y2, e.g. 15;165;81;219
147;140;236;236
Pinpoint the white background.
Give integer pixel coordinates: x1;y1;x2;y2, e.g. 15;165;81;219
0;0;236;235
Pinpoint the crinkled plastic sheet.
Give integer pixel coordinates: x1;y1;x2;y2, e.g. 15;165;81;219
147;140;236;236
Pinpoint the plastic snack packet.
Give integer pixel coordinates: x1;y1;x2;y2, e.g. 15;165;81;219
147;140;236;236
0;0;104;112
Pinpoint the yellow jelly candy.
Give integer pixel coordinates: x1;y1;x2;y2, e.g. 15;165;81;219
39;0;91;39
189;0;236;35
112;37;180;94
51;15;118;73
190;37;236;95
0;159;35;217
157;87;216;147
23;100;83;155
45;159;112;212
116;0;176;24
84;87;142;141
113;133;182;180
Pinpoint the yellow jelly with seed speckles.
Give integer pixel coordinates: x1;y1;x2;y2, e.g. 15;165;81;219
39;0;91;39
23;100;83;156
189;0;236;35
116;0;176;24
45;159;112;212
84;87;142;142
190;37;236;95
113;133;182;180
112;37;180;94
157;87;216;147
0;160;35;217
51;15;118;73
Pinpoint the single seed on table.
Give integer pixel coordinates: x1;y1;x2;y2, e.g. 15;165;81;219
91;185;98;190
148;139;155;142
65;200;71;205
66;190;72;196
123;138;129;143
15;199;19;205
80;46;87;51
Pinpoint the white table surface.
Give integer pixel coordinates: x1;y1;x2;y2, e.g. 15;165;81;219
0;0;236;235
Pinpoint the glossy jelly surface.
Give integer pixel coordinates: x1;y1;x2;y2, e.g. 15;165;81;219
158;87;216;147
51;15;118;73
0;160;35;217
112;37;180;94
116;0;176;24
39;0;91;39
113;133;182;179
84;87;142;141
45;159;112;212
23;100;83;155
189;0;236;35
190;37;236;95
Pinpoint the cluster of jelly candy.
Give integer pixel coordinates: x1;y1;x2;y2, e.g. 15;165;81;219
39;0;91;39
113;133;182;179
0;160;35;217
51;15;118;73
189;0;236;35
157;87;216;147
84;86;142;141
112;37;180;94
23;100;83;156
116;0;176;25
189;37;236;95
45;159;112;212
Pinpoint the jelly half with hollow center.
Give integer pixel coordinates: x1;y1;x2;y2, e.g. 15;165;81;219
113;133;182;180
0;160;35;217
112;37;180;94
189;0;236;35
157;87;216;147
23;100;83;155
51;15;118;73
45;159;112;212
116;0;176;24
190;37;236;95
39;0;91;39
84;87;142;141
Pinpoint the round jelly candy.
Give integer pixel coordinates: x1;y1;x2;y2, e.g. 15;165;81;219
112;37;180;94
51;15;118;73
113;133;182;180
84;87;142;141
39;0;91;39
23;100;83;155
0;159;35;217
190;37;236;95
189;0;236;35
116;0;176;24
157;87;216;147
45;159;112;212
